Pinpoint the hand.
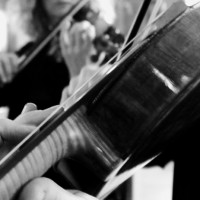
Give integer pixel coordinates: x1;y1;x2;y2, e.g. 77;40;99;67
18;177;98;200
60;20;96;78
0;52;21;85
60;63;100;103
0;103;58;159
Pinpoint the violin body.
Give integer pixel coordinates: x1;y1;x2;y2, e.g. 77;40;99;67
1;1;200;199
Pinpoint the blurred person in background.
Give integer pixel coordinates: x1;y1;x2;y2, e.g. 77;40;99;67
0;0;120;119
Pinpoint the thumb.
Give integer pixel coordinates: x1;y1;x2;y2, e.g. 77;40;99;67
21;103;37;114
15;105;59;126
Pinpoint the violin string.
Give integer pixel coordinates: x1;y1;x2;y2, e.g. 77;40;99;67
99;9;166;69
117;0;153;61
139;0;164;42
59;9;167;111
60;1;168;109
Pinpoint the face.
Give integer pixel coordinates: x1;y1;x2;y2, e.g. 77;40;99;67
42;0;79;21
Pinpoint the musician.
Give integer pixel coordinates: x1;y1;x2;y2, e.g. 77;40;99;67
0;0;95;82
0;102;98;200
0;0;117;120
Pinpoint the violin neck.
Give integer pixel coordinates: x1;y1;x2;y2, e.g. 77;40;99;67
0;101;121;200
0;107;87;200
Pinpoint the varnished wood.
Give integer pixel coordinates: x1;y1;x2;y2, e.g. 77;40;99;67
2;1;200;200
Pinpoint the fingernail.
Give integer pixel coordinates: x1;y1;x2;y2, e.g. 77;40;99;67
21;103;37;114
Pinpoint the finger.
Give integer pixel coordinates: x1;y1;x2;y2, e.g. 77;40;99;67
18;54;26;64
74;25;86;53
81;24;95;48
14;105;59;126
60;30;72;55
68;24;79;51
75;30;81;53
2;56;15;82
7;55;16;76
63;32;71;49
0;54;19;83
0;60;8;83
18;177;49;200
70;31;77;52
60;87;69;104
0;118;35;144
21;103;37;114
18;177;98;200
8;53;21;73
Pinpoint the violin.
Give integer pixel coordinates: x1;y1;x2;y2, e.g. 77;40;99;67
73;0;125;65
1;1;200;199
15;0;125;77
15;0;91;72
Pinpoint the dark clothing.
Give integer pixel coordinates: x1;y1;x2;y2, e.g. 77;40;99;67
0;44;70;119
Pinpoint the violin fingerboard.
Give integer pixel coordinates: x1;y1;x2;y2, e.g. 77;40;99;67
0;108;87;200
